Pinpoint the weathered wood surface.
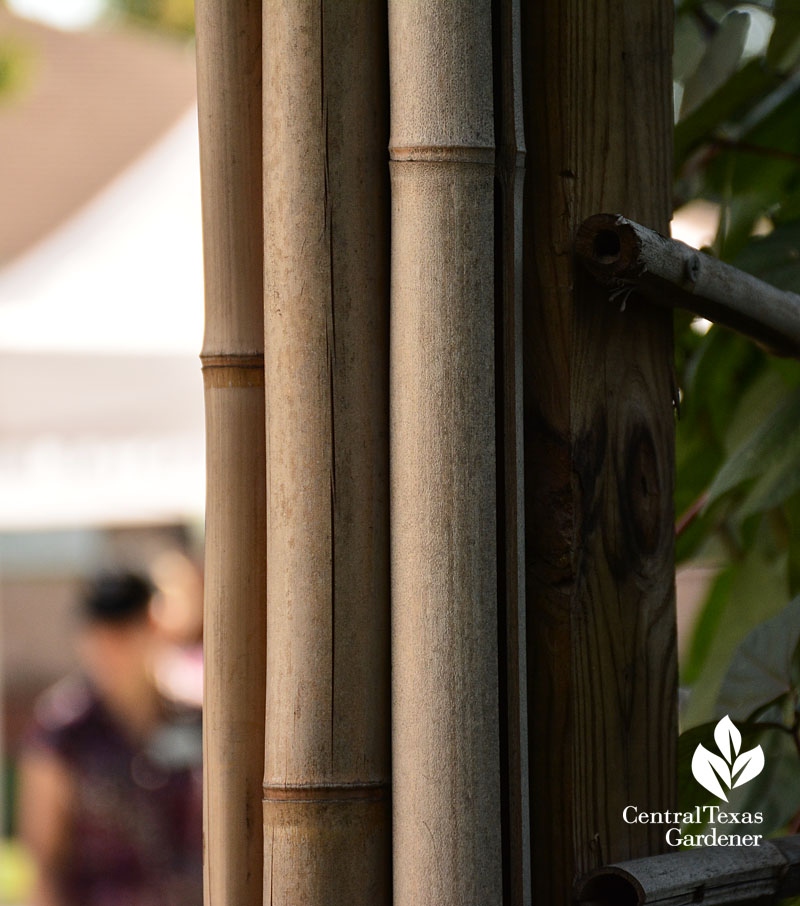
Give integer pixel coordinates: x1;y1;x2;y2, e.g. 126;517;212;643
262;1;391;903
521;1;678;901
196;2;266;904
494;0;530;904
576;212;800;358
577;835;800;905
388;1;502;903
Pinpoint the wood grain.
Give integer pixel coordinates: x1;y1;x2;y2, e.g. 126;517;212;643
262;2;391;903
520;2;678;901
195;1;266;904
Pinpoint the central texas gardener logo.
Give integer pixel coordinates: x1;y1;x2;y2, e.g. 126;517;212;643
692;715;765;802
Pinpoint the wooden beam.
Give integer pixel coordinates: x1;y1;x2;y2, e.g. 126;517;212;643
576;213;800;358
521;2;678;901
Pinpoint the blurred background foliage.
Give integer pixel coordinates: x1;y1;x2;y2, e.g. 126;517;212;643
0;35;33;101
106;0;194;37
0;0;193;107
673;0;800;839
0;0;194;38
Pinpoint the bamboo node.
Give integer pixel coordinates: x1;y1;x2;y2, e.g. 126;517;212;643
389;145;495;165
262;783;389;804
200;354;264;370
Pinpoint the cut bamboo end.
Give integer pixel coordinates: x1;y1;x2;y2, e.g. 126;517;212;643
575;836;800;906
576;212;800;358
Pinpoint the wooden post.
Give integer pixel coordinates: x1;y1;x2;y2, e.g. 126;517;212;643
521;2;678;901
262;2;391;903
388;1;502;903
494;1;531;903
195;1;266;904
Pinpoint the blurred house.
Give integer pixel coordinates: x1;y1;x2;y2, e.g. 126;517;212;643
0;5;204;819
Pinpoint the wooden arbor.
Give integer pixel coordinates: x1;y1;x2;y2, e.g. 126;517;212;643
195;1;677;904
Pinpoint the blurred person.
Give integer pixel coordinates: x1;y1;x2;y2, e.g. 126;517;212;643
149;549;203;709
17;571;202;906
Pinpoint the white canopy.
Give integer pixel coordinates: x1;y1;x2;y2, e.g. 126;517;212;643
0;109;206;529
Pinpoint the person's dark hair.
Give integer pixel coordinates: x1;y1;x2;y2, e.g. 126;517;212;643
81;572;153;625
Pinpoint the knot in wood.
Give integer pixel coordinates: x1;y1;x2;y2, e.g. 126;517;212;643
621;424;662;558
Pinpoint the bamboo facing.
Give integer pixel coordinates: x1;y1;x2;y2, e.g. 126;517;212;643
521;1;677;902
388;2;502;903
195;1;266;905
262;2;390;903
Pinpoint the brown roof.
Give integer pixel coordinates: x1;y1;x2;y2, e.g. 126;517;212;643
0;8;196;266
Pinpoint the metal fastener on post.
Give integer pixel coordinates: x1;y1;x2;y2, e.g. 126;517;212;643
575;213;800;359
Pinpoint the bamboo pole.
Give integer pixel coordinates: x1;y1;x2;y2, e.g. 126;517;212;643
195;2;265;904
576;213;800;358
388;2;502;903
494;1;530;903
521;2;678;902
576;835;800;905
262;3;390;904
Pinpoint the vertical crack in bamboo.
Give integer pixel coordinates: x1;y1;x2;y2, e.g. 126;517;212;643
195;1;266;905
493;0;530;903
262;2;391;903
521;0;678;901
388;1;502;904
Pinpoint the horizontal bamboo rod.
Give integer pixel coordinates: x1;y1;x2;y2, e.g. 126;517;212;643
575;213;800;358
576;835;800;905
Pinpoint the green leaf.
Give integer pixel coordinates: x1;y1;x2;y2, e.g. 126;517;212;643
675;14;708;82
683;541;789;727
732;218;800;293
683;566;735;685
681;11;752;118
675;60;782;168
705;387;800;506
739;445;800;514
721;727;800;834
723;370;790;455
716;595;800;720
768;0;800;70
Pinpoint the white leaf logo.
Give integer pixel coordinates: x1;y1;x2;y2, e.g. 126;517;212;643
714;714;741;763
692;715;764;801
732;747;765;789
